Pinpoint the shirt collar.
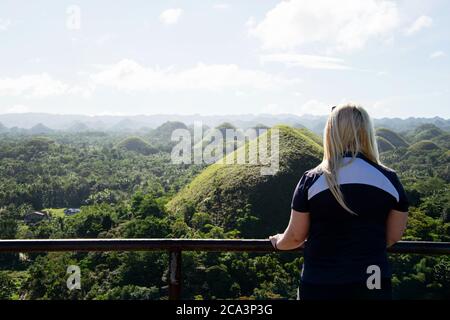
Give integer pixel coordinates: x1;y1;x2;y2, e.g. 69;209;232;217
343;151;364;158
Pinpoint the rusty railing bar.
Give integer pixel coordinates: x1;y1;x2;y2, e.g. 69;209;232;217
0;239;449;254
168;250;182;300
1;239;449;300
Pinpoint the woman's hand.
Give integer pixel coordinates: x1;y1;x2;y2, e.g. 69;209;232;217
269;234;281;250
268;210;310;251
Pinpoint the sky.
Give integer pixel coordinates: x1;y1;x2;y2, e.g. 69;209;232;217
0;0;449;118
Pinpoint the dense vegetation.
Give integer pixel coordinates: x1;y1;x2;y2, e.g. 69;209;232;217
0;121;448;300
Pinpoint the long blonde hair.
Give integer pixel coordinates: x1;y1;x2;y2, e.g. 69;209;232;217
316;103;380;214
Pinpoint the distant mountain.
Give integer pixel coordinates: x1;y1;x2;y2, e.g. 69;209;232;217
67;121;91;132
0;113;448;135
215;122;236;135
108;118;154;132
0;122;8;133
30;123;53;135
374;117;450;132
252;123;270;130
194;122;245;158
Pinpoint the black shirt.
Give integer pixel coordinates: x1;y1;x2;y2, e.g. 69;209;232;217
291;152;409;284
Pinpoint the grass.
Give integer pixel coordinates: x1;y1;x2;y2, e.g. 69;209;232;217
166;126;324;235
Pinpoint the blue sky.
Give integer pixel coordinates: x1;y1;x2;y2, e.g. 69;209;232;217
0;0;449;118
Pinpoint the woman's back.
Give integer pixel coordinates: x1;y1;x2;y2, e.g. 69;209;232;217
292;152;409;284
270;104;409;299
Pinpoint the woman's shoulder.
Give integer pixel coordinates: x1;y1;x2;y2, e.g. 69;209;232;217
298;167;324;186
372;161;398;177
369;162;406;190
303;166;322;177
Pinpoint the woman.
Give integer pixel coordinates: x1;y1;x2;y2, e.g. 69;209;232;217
269;104;409;300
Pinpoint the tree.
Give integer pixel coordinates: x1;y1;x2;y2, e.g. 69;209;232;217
0;272;15;299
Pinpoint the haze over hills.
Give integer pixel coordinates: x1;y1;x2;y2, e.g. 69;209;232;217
0;113;449;134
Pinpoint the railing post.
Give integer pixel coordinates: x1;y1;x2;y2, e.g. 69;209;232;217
168;249;182;300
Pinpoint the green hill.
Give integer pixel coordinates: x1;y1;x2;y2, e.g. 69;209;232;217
67;121;90;132
408;140;441;152
116;136;157;155
295;127;323;146
215;122;237;136
150;121;188;141
430;132;450;149
376;136;395;153
375;128;409;148
166;126;323;237
195;122;271;158
409;124;445;141
148;121;189;152
407;124;450;149
30;123;53;135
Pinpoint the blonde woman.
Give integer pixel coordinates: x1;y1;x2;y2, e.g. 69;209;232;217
269;104;409;300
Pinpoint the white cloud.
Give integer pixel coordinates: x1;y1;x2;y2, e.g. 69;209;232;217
0;73;92;98
265;99;354;116
430;51;446;59
89;110;128;117
159;8;183;25
248;0;400;52
245;17;256;28
0;18;11;31
371;91;444;118
2;105;30;114
0;60;300;100
90;59;300;92
405;15;433;36
0;74;69;98
260;53;350;70
28;57;42;64
96;33;117;46
213;3;230;10
66;85;93;98
262;103;280;113
298;99;331;115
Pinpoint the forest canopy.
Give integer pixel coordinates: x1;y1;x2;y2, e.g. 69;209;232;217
0;120;448;300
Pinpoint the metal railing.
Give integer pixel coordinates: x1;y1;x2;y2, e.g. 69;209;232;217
1;239;449;299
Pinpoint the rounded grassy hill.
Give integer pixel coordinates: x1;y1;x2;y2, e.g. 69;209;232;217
166;125;323;237
408;140;441;152
117;136;156;155
376;128;409;148
376;136;396;153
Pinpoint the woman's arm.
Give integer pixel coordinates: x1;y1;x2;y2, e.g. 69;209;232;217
386;209;408;247
269;209;310;250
